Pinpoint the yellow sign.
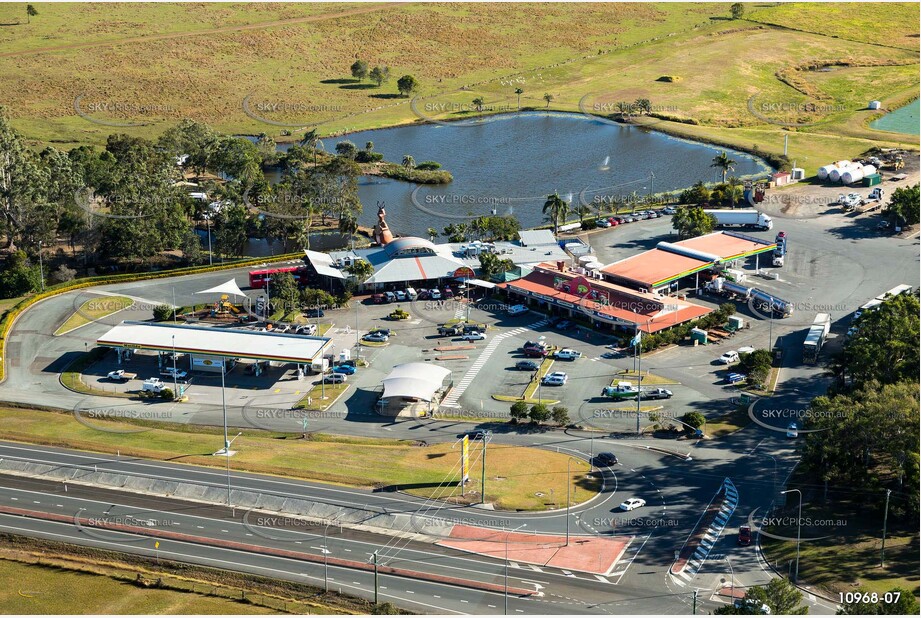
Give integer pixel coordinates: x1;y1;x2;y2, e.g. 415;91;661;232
155;541;160;549
461;435;470;483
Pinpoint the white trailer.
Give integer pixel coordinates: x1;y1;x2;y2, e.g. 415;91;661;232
802;313;831;364
703;209;773;230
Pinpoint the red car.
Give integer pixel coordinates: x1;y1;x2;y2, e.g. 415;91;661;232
370;294;385;304
607;217;620;226
738;525;752;546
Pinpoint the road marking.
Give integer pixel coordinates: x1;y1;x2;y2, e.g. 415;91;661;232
196;526;204;529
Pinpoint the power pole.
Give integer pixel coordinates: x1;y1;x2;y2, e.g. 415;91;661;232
693;589;699;615
372;551;379;605
881;488;892;567
481;433;488;504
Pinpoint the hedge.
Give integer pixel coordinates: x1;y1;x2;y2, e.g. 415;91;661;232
0;252;304;383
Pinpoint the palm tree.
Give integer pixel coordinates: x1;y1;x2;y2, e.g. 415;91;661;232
543;93;554;108
338;211;359;249
427;227;439;242
514;88;524;111
542;193;569;235
711;151;737;183
401;155;415;169
725;176;744;209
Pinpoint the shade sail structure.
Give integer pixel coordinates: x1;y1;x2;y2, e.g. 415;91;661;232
196;278;247;298
97;321;331;364
381;363;451;402
304;250;347;280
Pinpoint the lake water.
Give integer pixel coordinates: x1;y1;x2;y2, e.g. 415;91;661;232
870;99;920;136
275;112;771;238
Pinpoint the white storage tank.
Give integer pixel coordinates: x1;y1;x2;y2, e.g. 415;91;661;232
869;100;881;110
841;168;864;185
830;163;859;183
817;165;834;180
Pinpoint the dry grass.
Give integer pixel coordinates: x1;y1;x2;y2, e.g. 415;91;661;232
0;406;593;511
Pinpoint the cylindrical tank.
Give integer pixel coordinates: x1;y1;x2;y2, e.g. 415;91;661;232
578;255;596;265
830;164;859;183
834;160;851;169
841;168;864;185
817;165;834;180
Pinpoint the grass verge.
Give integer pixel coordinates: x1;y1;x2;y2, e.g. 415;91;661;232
706;405;751;438
614;370;680;385
293;383;349;411
60;348;132;399
0;406;594;511
53;296;133;336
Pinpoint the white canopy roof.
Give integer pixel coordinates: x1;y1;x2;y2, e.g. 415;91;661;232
304;250;347;279
381;363;451;402
196;278;247;298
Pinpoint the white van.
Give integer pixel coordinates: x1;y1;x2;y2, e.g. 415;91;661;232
406;287;417;300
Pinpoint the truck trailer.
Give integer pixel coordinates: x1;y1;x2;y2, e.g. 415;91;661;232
703;209;773;231
802;313;831;364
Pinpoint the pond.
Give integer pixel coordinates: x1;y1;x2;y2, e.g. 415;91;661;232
277;112;771;238
869;99;920;136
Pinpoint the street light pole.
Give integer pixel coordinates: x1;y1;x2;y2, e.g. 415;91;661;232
565;457;582;546
206;215;213;266
171;335;178;397
781;489;802;582
372;550;379;605
505;524;527;615
481;431;491;505
37;241;44;291
881;488;892;567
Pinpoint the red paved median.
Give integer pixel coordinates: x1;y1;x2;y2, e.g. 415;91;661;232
438;525;631;575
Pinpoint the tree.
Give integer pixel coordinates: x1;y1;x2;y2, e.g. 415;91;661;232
835;293;919;387
472;97;485;112
715;578;806;614
0;250;41;297
542;193;569;234
401;155;415;169
270;271;300;317
738;348;772;386
725;176;744;208
338;211;359;249
633;98;651;115
478;251;515;279
680;180;711;205
730;2;745;19
26;4;37;23
884;183;920;226
335;140;358;160
213;202;248;258
426;227;438;242
514;88;524;111
671;205;716;239
711;151;737;183
529;403;551;424
509;401;529;423
681;411;706;431
51;264;76;284
543;93;554;108
397;75;419;97
345;258;374;290
551;406;570;426
350;59;369;81
152;304;176;321
369;65;390;86
838;587;919;615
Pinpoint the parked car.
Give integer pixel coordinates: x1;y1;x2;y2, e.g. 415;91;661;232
332;364;357;375
295;324;318;336
161;367;188;380
593;452;618;466
596;219;612;228
384;291;397;303
461;331;486;341
430;289;442;301
646;210;660;218
619;498;646;511
555;319;571;330
321;373;347;384
305;308;325;318
515;360;539;371
142;377;165;393
737;346;756;355
726;372;747;385
369;328;392;337
394;290;407;302
718;351;740;364
555;348;582;360
607;217;619;226
405;287;417;300
507;304;528;316
362;333;389;343
541;371;568;386
443;287;455;299
662;206;677;215
637;387;673;400
370;293;386;304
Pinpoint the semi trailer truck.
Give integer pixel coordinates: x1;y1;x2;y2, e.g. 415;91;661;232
802;313;831;364
703;209;773;231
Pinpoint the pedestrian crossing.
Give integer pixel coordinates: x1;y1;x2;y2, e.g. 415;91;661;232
441;319;548;407
676;478;738;583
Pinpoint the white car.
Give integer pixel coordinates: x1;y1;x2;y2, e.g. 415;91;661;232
106;369;132;381
718;351;740;364
395;290;407;301
619;498;646;511
430;289;442;301
737;346;755;356
507;304;528;316
786;422;799;438
161;367;188;380
555;348;582;360
541;371;568;386
461;331;486;341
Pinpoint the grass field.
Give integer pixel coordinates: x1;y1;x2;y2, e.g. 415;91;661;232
0;406;596;510
53;295;132;336
0;558;279;615
0;3;916;166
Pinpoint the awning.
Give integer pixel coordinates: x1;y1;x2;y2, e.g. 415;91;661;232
196;279;247;298
463;278;497;289
304;250;347;279
381;363;451;402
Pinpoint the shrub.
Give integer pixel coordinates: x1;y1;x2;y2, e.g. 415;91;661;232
51;265;77;284
510;401;529;422
355;151;384;163
416;161;442;170
529;403;551;424
152;305;176;321
159;388;174;400
681;411;706;430
551;406;570;426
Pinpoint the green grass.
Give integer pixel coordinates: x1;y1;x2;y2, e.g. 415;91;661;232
293;382;349;411
0;406;594;511
0;558;279;615
614;370;680;386
1;3;917;166
706;405;750;437
60;348;132;398
54;295;132;336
